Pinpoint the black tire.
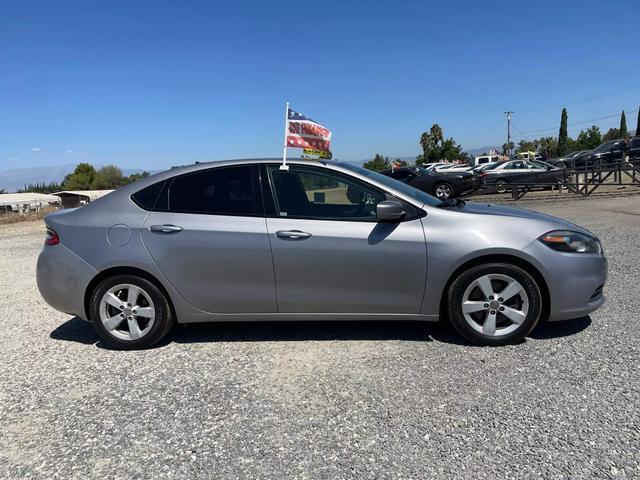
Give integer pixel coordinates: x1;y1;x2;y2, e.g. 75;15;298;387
433;182;453;199
446;263;542;346
495;179;510;194
89;274;174;350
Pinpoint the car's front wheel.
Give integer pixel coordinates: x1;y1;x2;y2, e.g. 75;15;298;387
89;274;174;350
446;263;542;346
495;179;510;193
434;182;453;199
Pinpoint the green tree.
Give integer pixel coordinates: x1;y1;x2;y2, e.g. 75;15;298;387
620;111;627;138
558;108;568;155
122;171;150;185
362;153;390;171
501;142;514;155
538;136;558;159
419;132;430;158
636;108;640;136
416;123;461;164
603;127;621;141
61;163;96;190
429;124;443;146
575;125;602;150
17;181;61;193
439;138;464;161
516;139;539;153
92;165;124;189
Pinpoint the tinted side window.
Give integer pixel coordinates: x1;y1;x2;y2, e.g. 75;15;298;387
631;139;640;148
266;165;385;221
131;180;166;211
392;170;411;180
167;165;257;216
505;161;525;170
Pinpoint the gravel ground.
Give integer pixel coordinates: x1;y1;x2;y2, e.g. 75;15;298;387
0;194;639;479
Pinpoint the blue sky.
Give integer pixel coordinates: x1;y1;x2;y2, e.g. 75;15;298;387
1;0;639;170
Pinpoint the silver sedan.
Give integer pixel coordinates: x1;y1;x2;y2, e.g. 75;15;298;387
37;159;607;349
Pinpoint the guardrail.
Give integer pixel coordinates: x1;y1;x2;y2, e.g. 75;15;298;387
477;161;640;200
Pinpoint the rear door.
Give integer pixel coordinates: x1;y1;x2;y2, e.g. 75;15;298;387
262;164;427;314
141;164;276;314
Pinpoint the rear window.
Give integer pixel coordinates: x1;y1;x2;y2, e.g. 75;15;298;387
166;165;258;216
131;180;166;211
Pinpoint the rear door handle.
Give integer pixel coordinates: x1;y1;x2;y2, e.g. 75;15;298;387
275;230;312;240
149;224;183;234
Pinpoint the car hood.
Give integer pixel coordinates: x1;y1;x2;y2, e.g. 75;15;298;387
451;201;594;236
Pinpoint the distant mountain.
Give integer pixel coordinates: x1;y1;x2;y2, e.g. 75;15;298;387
0;164;155;192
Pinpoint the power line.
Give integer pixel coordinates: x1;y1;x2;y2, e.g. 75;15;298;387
510;122;529;141
517;83;640;114
520;108;638;135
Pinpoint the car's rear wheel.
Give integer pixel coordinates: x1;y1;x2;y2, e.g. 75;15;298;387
446;263;542;346
89;274;174;350
434;182;453;199
495;179;510;193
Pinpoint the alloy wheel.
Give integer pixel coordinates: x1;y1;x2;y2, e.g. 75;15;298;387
461;274;529;337
435;184;452;199
99;283;156;341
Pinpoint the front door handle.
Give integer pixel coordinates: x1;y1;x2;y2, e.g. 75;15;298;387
149;224;183;234
275;230;312;240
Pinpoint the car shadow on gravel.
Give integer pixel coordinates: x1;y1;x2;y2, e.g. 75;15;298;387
50;315;592;349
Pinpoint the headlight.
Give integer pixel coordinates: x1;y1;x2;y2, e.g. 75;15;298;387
539;230;602;254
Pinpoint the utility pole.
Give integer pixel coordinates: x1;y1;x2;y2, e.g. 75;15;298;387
504;111;513;156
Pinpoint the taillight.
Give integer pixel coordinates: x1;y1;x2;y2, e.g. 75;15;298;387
45;227;60;246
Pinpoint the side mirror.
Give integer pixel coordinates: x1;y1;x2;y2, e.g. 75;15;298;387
376;200;407;222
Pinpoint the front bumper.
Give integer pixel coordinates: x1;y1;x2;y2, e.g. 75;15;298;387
36;244;98;320
523;240;608;321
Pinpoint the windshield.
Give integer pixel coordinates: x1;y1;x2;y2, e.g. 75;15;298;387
415;167;433;176
593;141;616;153
336;162;442;207
482;162;503;171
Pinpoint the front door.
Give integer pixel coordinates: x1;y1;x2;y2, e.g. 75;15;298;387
141;164;276;314
262;164;427;314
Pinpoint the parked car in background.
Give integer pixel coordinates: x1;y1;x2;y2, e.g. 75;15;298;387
436;164;472;172
582;137;640;167
37;158;607;348
421;162;450;171
471;162;498;188
548;150;592;169
380;166;475;199
481;159;563;193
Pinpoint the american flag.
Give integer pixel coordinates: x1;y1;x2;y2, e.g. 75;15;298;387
286;108;332;152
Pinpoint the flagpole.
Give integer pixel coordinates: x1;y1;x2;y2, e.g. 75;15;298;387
280;101;289;170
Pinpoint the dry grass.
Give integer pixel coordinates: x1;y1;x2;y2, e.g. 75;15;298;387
0;206;59;226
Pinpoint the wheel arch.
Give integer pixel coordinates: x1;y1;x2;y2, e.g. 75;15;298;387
84;266;176;321
438;253;550;323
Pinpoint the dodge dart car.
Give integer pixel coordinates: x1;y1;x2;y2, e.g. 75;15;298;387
37;159;607;349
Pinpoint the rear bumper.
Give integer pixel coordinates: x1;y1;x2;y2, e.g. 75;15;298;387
522;241;608;322
36;244;97;320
